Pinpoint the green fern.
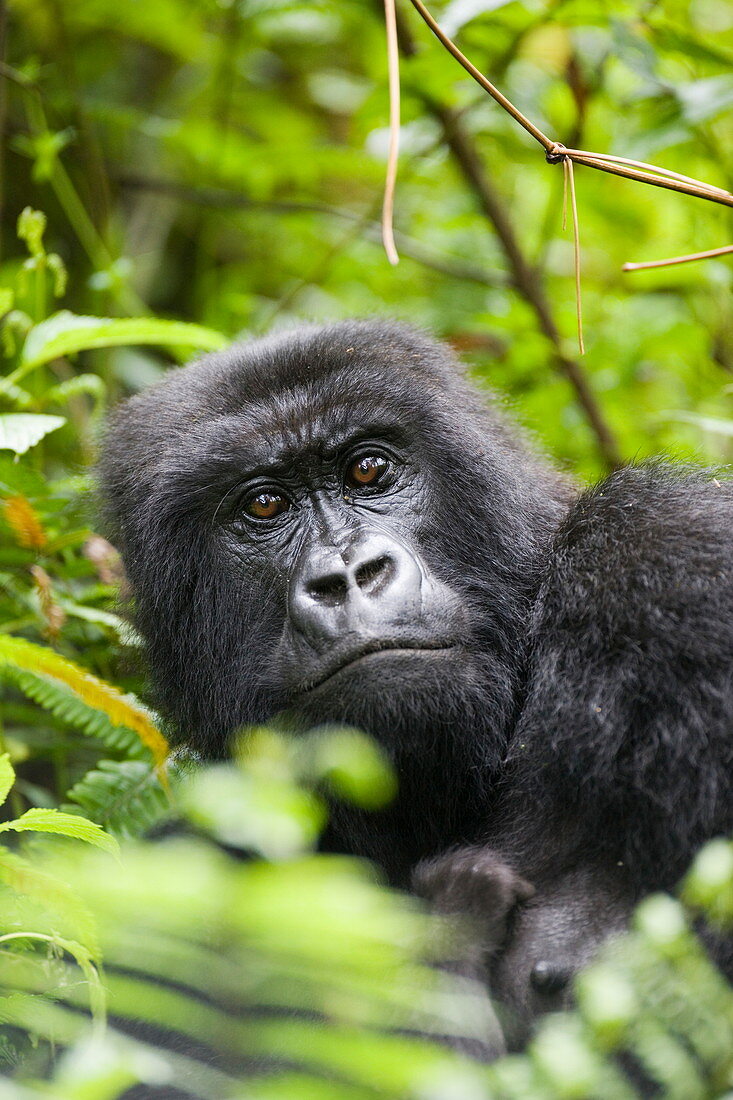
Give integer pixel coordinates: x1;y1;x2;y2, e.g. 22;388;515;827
66;760;170;839
0;634;169;765
4;668;151;759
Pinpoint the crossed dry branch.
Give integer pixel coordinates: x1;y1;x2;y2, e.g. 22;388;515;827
386;0;733;275
407;0;733;215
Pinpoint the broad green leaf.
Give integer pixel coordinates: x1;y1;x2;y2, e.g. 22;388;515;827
42;373;106;407
0;808;119;854
0;846;99;953
303;727;397;809
0;413;66;454
677;76;733;125
661;412;733;437
0;753;14;807
0;932;105;1023
16;311;228;376
441;0;514;36
58;599;138;640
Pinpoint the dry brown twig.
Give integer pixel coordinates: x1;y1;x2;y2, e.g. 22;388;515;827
382;0;401;265
381;0;733;284
562;153;584;355
623;244;733;272
406;0;733;212
380;0;621;463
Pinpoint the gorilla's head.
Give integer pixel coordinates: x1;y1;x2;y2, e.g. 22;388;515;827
101;322;569;777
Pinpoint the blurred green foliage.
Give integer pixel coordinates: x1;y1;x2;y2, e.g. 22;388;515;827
1;0;733;1096
2;741;733;1098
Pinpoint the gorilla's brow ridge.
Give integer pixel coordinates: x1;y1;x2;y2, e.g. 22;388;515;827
198;386;414;478
234;422;408;482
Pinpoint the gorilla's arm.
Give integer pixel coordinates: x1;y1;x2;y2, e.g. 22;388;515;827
508;464;733;891
415;848;633;1051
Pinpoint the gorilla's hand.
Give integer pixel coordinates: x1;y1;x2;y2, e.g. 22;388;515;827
414;846;535;954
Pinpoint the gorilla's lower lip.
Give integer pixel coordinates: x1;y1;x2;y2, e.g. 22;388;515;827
302;643;456;693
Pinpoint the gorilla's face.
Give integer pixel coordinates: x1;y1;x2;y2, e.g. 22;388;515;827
100;322;567;763
199;364;528;771
215;394;477;738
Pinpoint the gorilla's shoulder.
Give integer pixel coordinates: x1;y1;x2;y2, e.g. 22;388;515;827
555;462;733;572
539;463;733;649
516;465;733;885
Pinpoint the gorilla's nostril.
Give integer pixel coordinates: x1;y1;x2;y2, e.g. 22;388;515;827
530;960;570;996
355;555;392;591
308;573;349;604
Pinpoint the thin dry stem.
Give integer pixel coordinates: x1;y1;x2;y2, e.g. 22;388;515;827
432;102;621;467
623;244;733;272
382;0;401;265
561;156;568;232
408;0;554;149
565;156;584;355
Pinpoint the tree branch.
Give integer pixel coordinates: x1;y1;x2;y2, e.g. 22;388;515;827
389;1;621;468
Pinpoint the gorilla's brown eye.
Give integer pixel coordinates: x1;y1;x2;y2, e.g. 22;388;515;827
246;492;290;520
346;454;389;489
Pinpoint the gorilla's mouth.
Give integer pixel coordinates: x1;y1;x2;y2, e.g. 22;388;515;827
301;641;456;694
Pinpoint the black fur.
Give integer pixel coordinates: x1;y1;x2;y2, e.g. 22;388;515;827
101;319;733;980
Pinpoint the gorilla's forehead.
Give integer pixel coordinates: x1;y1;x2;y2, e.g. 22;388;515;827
198;375;428;474
123;321;498;491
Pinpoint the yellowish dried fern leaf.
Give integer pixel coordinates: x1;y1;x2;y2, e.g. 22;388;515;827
0;634;169;768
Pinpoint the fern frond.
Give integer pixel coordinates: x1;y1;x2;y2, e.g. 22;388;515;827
66;760;170;839
4;668;150;759
0;808;120;855
0;634;168;767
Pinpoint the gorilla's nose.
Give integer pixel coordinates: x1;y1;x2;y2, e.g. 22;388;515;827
289;533;422;644
306;549;395;606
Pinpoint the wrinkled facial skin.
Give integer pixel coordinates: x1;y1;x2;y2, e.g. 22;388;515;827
204;383;529;796
220;424;467;706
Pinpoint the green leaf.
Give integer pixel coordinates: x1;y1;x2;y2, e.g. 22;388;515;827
677;76;733;125
660;411;733;437
41;373;106;408
18;311;228;373
0;413;66;454
0;807;119;854
0;634;169;766
441;0;515;37
0;846;99;952
66;760;170;839
303;727;397;809
0;753;14;807
57;599;138;641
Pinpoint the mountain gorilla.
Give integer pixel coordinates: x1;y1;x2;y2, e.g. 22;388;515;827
100;321;733;1044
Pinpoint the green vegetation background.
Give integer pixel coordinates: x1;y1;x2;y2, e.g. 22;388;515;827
1;1;733;1097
